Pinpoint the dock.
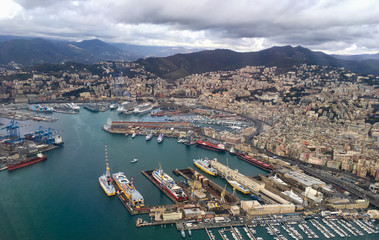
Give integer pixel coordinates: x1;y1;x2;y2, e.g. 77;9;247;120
113;182;149;215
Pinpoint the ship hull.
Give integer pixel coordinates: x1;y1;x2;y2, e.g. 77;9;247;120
195;140;225;152
7;156;47;171
227;180;249;194
237;154;273;171
99;176;116;196
152;171;187;201
193;160;216;176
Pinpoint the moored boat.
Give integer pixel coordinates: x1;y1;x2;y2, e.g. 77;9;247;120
157;133;164;143
98;145;116;196
7;153;47;171
152;166;187;201
133;103;153;114
227;179;250;194
195;140;225;152
237;154;273;171
193;159;217;176
53;135;64;146
113;172;144;208
146;132;153;141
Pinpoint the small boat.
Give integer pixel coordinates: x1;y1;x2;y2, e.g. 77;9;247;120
131;158;138;163
188;228;192;237
109;101;118;110
132;132;136;138
125;133;129;137
181;229;186;238
157;133;164;143
146;132;153;141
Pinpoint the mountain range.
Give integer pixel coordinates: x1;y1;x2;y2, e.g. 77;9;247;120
137;46;379;80
1;36;379;81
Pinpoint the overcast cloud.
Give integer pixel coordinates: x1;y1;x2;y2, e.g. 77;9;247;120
1;0;379;54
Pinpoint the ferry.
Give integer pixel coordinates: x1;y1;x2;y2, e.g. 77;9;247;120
146;132;153;141
98;145;116;196
152;166;187;201
157;133;164;143
193;159;217;176
7;153;47;171
113;172;144;208
227;179;250;194
195;140;226;152
133;103;153;114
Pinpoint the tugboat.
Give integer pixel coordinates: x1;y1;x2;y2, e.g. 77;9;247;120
98;145;116;196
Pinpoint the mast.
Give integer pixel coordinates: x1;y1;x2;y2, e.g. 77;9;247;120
105;145;110;177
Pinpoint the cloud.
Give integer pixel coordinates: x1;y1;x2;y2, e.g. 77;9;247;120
1;0;379;54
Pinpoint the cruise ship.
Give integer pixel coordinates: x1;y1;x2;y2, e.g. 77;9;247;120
98;145;116;196
227;179;250;194
133;103;153;114
117;101;136;114
195;140;226;152
157;133;164;143
193;159;217;176
113;172;145;208
152;167;187;201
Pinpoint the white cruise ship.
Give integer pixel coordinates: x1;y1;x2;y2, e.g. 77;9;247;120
133;103;153;114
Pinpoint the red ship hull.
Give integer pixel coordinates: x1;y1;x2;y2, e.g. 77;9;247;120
152;173;187;201
7;156;47;171
196;140;225;152
237;154;273;171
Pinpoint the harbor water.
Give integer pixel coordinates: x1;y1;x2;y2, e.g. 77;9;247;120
0;110;378;240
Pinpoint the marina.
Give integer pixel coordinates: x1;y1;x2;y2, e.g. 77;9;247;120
0;109;378;240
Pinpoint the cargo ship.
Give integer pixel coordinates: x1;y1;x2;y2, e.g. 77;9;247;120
237;154;273;171
227;179;250;194
7;153;47;171
193;159;217;176
98;145;116;196
152;166;187;201
113;172;144;208
151;111;165;117
195;140;226;152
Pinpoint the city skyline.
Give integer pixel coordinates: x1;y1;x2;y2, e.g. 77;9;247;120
1;0;379;55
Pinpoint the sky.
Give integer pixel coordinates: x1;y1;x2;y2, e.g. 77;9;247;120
1;0;379;54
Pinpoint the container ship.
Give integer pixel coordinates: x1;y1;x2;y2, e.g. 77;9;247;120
98;145;115;196
193;159;217;176
237;154;273;171
113;172;144;208
7;153;47;171
152;167;187;201
195;140;226;152
227;179;250;194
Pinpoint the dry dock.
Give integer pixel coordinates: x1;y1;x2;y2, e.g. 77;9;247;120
141;170;183;204
113;182;149;215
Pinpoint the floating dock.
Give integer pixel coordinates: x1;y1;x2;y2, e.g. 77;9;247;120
113;182;149;215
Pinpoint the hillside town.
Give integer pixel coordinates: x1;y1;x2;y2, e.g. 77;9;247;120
1;62;378;181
